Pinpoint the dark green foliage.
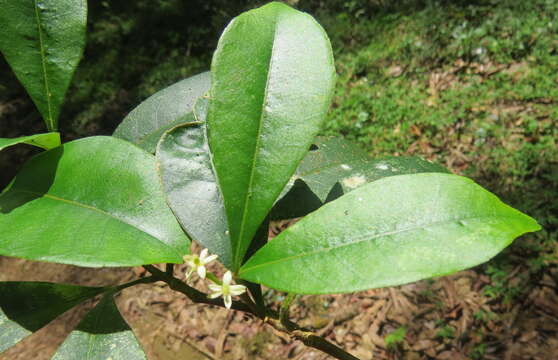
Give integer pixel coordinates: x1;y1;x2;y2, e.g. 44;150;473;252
0;282;104;352
0;0;87;131
53;294;146;360
157;121;233;268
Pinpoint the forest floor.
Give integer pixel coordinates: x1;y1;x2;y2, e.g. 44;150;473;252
1;1;557;359
1;235;557;360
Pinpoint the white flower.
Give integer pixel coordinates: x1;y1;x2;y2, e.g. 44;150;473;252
208;271;247;309
183;248;218;279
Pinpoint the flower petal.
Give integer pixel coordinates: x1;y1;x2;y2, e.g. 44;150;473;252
208;291;222;299
200;248;209;259
203;254;218;264
223;271;232;285
229;285;247;296
224;295;232;309
197;265;207;279
208;284;222;292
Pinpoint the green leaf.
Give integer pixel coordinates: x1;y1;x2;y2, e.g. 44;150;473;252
0;136;189;267
288;137;450;202
53;294;146;360
0;132;61;152
113;72;210;153
0;282;104;353
240;173;541;294
208;2;336;270
272;137;449;220
0;0;87;131
157;121;232;268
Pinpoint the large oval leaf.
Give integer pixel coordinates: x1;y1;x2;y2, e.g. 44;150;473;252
0;132;61;152
53;294;146;360
157;121;232;268
0;136;189;267
0;0;87;131
207;2;336;270
0;282;104;353
240;173;541;294
114;72;211;153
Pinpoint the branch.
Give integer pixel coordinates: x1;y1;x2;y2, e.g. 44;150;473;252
143;265;252;312
266;310;360;360
112;276;157;292
165;263;175;275
143;265;361;360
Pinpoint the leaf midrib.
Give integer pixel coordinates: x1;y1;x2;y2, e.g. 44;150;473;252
86;296;107;360
234;15;280;269
240;214;526;274
33;0;54;130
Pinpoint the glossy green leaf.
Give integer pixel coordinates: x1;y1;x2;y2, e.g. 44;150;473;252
288;137;450;202
0;136;189;267
53;294;146;360
0;0;87;130
114;72;211;153
240;173;541;294
157;121;232;268
0;282;104;353
208;2;336;270
0;132;61;152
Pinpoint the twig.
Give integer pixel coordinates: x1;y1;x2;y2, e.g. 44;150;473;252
112;276;157;292
168;333;217;360
280;293;297;331
143;265;252;312
240;292;262;316
143;265;361;360
165;263;175;275
265;317;360;360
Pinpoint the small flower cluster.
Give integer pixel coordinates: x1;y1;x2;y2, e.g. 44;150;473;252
183;249;246;309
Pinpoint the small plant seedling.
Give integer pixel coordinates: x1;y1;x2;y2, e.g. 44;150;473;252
0;1;540;359
385;326;407;349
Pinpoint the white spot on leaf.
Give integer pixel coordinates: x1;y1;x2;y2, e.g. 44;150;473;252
342;174;366;189
340;164;352;171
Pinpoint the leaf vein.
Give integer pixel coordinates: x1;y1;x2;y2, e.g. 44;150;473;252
33;0;54;130
234;17;279;269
